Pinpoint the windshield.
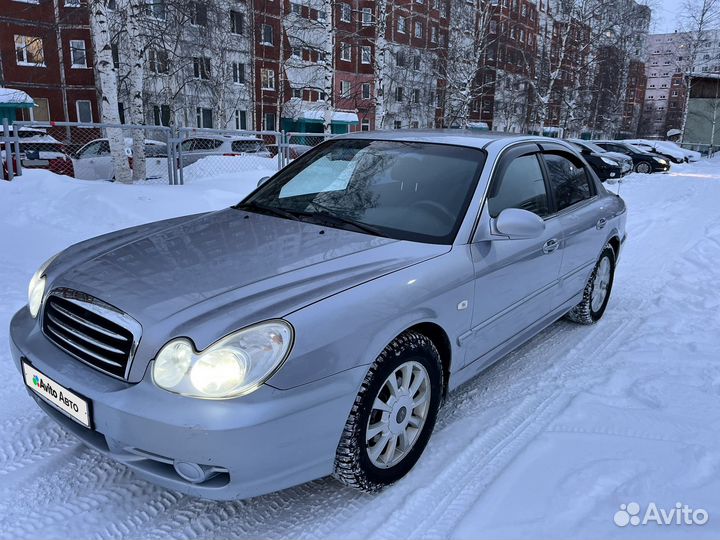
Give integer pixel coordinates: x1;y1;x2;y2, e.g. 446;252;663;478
243;139;485;244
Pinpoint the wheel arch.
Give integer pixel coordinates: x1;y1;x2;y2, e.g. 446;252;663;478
607;235;621;259
404;321;452;398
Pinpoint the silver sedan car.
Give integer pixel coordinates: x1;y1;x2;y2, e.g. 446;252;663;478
10;131;626;500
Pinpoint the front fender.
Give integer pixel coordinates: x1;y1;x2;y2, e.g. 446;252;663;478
269;247;476;390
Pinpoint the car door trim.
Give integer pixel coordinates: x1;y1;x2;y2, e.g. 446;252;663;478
457;277;560;346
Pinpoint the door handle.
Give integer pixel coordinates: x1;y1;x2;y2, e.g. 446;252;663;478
542;238;559;254
596;217;607;230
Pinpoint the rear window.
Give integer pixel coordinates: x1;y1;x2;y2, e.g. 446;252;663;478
231;140;265;153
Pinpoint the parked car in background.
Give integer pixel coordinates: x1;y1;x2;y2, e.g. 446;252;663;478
1;127;74;178
594;141;671;174
72;138;168;181
179;134;271;167
11;132;626;500
266;143;313;160
622;139;686;164
566;139;631;181
624;139;701;163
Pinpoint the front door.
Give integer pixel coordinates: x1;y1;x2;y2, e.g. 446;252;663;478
464;145;564;367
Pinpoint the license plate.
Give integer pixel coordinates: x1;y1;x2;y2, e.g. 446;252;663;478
22;361;91;428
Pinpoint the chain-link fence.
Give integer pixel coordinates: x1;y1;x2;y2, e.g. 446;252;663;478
1;120;309;183
175;127;283;184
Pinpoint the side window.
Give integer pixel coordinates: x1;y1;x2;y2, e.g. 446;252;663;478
78;141;101;157
544;153;592;211
97;141;111;156
487;154;549;218
180;139;195;151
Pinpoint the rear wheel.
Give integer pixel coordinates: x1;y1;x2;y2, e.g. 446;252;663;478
333;331;443;492
566;246;615;325
635;161;652;174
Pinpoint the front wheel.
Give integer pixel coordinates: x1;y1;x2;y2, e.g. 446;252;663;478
566;246;616;325
333;331;443;492
635;161;652;174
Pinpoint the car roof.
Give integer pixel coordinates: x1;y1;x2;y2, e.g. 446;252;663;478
335;129;568;151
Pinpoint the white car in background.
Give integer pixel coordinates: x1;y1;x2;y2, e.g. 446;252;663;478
179;134;272;168
624;139;701;163
72;138;168;181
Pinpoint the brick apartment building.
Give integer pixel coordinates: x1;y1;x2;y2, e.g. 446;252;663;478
0;0;98;124
1;0;651;139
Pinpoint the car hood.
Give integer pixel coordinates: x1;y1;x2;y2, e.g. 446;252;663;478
49;208;448;376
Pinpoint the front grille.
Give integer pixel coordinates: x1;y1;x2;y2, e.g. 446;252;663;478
42;292;137;379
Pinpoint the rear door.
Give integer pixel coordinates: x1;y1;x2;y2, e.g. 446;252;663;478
539;144;606;302
72;141;102;179
464;144;565;367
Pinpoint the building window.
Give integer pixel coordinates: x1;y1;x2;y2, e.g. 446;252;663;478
340;3;351;22
193;57;211;79
413;89;420;103
340;80;351;97
414;22;423;39
232;62;245;84
146;0;166;19
76;100;93;123
411;121;419;128
317;9;327;20
361;46;371;64
397;16;406;33
153;104;171;126
235;109;247;130
396;50;406;67
148;49;168;73
69;39;87;68
20;97;50;121
361;7;372;25
261;24;274;45
264;112;276;130
393;120;402;129
413;55;420;70
65;0;81;6
362;83;371;99
430;26;437;43
361;118;370;131
230;10;244;34
196;107;213;128
340;42;351;61
292;87;302;98
14;35;45;66
190;2;207;26
395;86;404;101
261;69;276;90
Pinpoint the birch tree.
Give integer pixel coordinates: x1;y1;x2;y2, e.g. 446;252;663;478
88;0;132;183
124;0;147;181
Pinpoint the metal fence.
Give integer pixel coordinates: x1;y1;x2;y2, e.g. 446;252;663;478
678;142;719;158
1;119;338;183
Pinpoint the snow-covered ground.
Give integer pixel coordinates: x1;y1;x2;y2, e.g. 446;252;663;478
1;159;720;539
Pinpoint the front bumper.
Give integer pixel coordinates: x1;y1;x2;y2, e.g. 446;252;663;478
10;308;364;500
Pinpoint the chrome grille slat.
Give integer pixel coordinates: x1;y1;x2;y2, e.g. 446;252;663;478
46;312;126;355
50;302;129;341
41;290;139;380
45;324;124;368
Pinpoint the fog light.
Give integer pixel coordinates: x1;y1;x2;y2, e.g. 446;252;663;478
173;461;217;484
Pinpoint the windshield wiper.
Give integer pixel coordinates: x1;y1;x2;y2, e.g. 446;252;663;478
234;201;301;222
305;200;389;238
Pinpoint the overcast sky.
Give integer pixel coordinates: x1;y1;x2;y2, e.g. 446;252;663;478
651;0;684;34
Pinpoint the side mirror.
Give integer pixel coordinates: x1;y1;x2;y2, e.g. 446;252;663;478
256;176;271;188
495;208;545;239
